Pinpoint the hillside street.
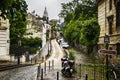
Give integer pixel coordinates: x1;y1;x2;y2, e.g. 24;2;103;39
0;39;87;80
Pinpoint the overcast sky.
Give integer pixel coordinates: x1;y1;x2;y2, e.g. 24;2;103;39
25;0;72;20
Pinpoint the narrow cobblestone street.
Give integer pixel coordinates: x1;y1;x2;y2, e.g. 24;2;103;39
0;39;84;80
37;39;82;80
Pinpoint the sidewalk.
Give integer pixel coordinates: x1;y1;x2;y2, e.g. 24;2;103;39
0;41;50;71
0;60;35;71
0;51;40;71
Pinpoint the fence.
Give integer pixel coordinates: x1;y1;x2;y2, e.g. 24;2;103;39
75;63;107;80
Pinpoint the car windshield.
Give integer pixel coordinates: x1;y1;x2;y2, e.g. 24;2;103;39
62;42;68;45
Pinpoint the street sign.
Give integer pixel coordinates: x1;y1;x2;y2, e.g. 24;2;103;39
98;49;117;55
104;35;110;43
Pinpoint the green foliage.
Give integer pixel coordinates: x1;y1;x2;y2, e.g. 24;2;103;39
80;18;100;53
29;47;38;54
7;0;28;20
60;0;100;54
22;37;42;54
50;20;58;38
68;50;76;60
22;37;42;48
64;12;73;24
8;0;28;46
0;0;13;19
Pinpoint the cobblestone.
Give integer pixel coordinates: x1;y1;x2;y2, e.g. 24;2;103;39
0;39;86;80
0;65;37;80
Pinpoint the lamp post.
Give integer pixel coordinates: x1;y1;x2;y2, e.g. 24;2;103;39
104;35;109;80
48;30;50;55
48;41;49;55
17;33;21;64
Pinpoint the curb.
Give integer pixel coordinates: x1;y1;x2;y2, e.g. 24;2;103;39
0;64;34;72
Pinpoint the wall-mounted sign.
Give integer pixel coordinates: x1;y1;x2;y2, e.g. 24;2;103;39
98;49;117;55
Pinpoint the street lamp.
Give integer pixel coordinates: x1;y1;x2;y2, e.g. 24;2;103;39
104;35;110;80
17;33;21;64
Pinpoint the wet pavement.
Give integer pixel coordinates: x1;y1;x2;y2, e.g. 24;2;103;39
0;65;37;80
37;39;82;80
0;39;84;80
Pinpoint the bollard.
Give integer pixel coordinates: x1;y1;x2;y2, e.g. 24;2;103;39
94;63;96;80
37;65;40;78
49;61;50;70
103;65;105;80
41;68;43;80
31;58;32;64
44;62;46;73
85;74;88;80
35;59;37;64
57;72;59;80
39;63;41;74
76;64;78;77
39;52;40;58
42;56;44;62
39;63;41;68
52;60;54;69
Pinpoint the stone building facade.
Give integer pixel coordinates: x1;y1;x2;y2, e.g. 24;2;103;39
26;13;43;38
97;0;120;55
0;17;10;61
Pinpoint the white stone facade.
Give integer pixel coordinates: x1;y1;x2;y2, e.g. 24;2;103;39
25;13;43;38
0;17;10;61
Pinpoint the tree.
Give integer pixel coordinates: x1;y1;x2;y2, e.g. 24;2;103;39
8;0;28;46
59;1;76;18
60;0;100;54
0;0;13;19
80;18;100;53
0;0;28;44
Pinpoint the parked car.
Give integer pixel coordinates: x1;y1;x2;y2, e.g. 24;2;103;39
62;42;69;48
58;38;63;45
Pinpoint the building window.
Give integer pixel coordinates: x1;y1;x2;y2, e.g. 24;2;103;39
116;2;120;27
109;0;112;10
109;21;113;34
116;43;120;55
107;15;113;34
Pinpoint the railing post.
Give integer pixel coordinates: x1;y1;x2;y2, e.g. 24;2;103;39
52;60;54;69
94;63;96;80
44;62;46;73
41;68;43;80
37;65;40;78
57;72;59;80
80;64;81;78
85;74;88;80
49;60;50;70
